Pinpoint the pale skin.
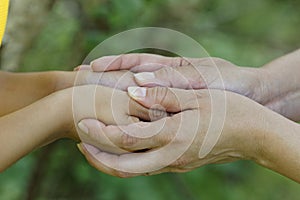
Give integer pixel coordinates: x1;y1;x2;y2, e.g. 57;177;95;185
78;86;300;183
87;49;300;121
77;49;300;182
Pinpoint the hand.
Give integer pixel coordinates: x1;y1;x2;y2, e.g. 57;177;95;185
89;53;300;121
57;68;137;91
77;86;271;177
89;54;264;101
57;85;160;145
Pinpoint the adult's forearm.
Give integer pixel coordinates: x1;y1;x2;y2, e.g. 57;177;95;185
0;71;76;116
263;49;300;86
255;111;300;183
261;49;300;121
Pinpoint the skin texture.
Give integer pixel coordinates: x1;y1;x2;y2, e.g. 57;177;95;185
78;49;300;181
0;70;138;117
88;50;300;121
78;86;300;183
0;70;154;172
1;49;299;182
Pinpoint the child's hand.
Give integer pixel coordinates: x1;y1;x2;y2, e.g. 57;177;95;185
53;64;138;94
74;69;137;91
57;85;164;153
72;85;154;125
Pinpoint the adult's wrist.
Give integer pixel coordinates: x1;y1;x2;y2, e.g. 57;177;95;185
261;50;300;101
245;66;275;104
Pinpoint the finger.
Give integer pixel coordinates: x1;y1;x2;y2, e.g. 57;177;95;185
91;53;192;72
127;86;203;112
87;71;137;91
80;114;180;152
82;148;167;175
83;108;198;153
74;70;136;91
74;65;92;71
77;119;128;154
128;97;167;122
83;116;198;175
78;143;140;178
133;65;205;89
78;143;114;174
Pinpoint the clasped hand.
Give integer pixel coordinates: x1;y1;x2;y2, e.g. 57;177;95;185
73;53;300;181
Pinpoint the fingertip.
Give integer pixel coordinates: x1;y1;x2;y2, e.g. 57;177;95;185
78;119;106;137
91;55;119;72
78;121;89;134
90;60;104;72
77;143;100;160
128;86;179;111
128;86;146;101
134;72;155;84
134;72;166;87
82;143;102;155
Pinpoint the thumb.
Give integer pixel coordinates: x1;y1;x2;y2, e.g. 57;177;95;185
77;119;128;154
133;65;205;89
127;86;200;113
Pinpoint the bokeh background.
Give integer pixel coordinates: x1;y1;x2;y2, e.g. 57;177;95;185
0;0;299;199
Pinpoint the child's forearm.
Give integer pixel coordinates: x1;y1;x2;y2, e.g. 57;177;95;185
0;90;72;172
0;71;76;116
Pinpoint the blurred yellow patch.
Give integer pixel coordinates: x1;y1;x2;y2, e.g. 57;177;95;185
0;0;9;45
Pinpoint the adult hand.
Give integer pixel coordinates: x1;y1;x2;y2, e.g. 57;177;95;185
72;66;137;91
89;53;300;121
77;86;270;177
89;54;264;101
66;85;165;152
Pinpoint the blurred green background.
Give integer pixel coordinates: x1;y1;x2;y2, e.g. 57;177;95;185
0;0;299;199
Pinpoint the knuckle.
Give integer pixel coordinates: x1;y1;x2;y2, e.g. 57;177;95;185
149;86;169;105
181;57;191;66
157;67;182;88
148;108;167;121
153;132;172;145
121;133;139;148
157;87;170;106
172;57;182;66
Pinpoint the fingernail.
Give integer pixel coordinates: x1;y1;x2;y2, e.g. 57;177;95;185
128;86;146;100
134;72;155;83
78;121;89;135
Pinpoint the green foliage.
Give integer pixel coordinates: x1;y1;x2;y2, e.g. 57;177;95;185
1;0;300;199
